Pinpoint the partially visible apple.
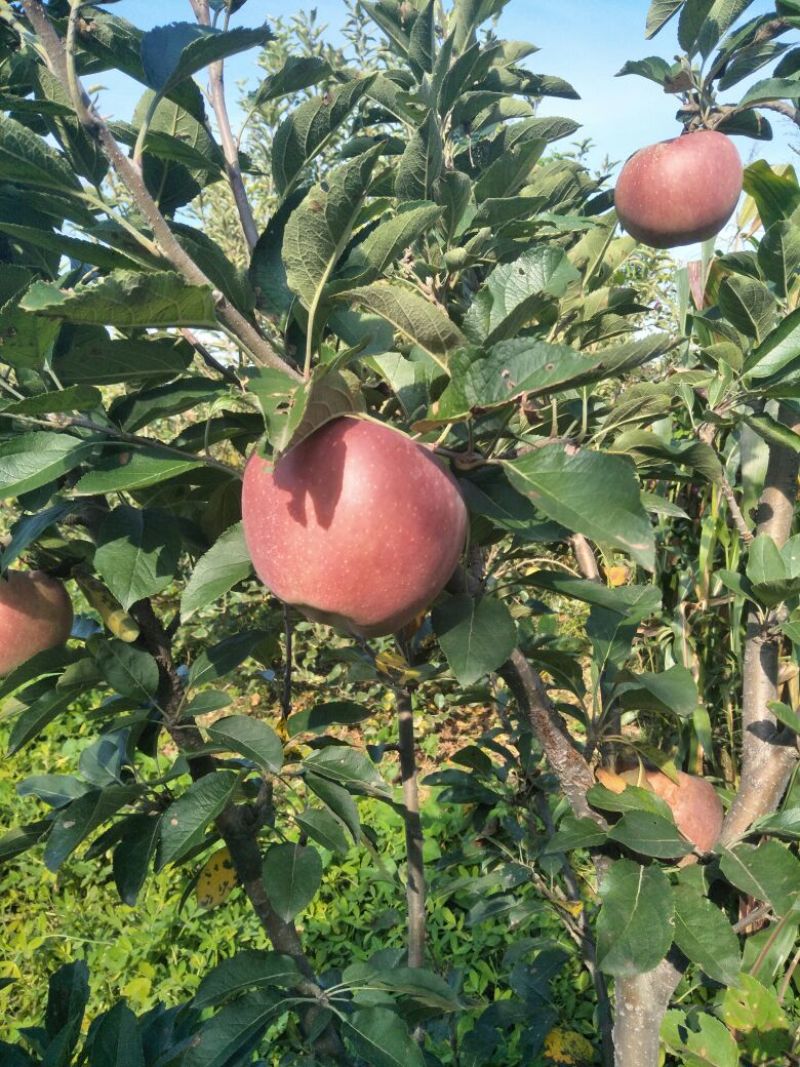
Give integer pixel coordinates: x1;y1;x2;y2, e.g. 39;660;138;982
242;417;468;638
616;766;723;852
614;130;743;249
0;570;74;675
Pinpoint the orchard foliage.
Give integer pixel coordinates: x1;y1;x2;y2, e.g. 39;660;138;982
1;0;800;1065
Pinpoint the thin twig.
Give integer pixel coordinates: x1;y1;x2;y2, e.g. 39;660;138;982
281;604;294;721
20;0;301;382
397;688;426;969
180;328;242;387
721;402;800;845
191;1;260;252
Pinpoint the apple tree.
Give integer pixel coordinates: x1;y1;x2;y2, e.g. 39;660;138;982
1;1;800;1065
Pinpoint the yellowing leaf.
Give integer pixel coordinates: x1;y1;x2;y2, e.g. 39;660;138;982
196;846;237;910
605;565;630;587
543;1028;595;1065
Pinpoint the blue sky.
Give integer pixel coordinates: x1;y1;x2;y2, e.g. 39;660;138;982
98;0;797;232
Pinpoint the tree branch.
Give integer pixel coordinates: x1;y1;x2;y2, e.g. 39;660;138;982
720;404;800;845
397;688;426;969
613;956;683;1067
20;0;301;382
500;648;601;824
130;599;343;1057
191;1;260;252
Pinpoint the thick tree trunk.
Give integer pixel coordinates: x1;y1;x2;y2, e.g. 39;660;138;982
613;960;682;1067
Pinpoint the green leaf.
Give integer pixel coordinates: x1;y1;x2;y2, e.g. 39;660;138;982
739;75;800;106
181;522;253;618
341;282;465;371
188;630;271;689
0;114;82;193
339;202;443;288
645;0;684;37
596;858;674;976
253;56;332;105
672;883;742;985
283;149;381;339
681;0;756;58
432;594;516;686
207;715;283;773
250;362;360;456
345;1007;424;1067
303;746;391;797
1;387;102;419
92;639;160;700
272;77;375;196
474;137;545;201
719;841;800;915
616;56;674;84
757;219;800;295
296;807;350;854
426;333;672;426
718;275;777;342
94;506;181;611
7;690;77;755
0;223;139;273
141;22;273;93
745;305;800;380
608;811;693;858
158;771;238;868
408;0;435;74
43;786;139;872
521;571;661;621
43;962;89;1060
54;335;193;385
394;111;442;201
87;1002;144;1067
193;951;301;1010
21;272;217;328
17;774;91;809
588;783;674;819
504;445;655;570
462;246;580;346
250;187;308;315
305;772;361;841
75;450;203;495
110;378;225;433
744;412;800;453
743;160;800;231
183;990;280;1067
287;701;373;736
542;815;608;854
262;842;322;921
113;813;162;906
662;1010;739;1067
0;432;93;500
615;666;699;718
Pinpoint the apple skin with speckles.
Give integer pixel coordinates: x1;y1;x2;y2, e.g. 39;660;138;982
619;767;723;852
242;417;468;638
614;130;743;248
0;570;73;675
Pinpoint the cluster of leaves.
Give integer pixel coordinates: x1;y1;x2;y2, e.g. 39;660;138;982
1;0;800;1063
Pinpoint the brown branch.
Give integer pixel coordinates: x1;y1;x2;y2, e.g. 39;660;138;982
190;1;260;252
397;688;426;969
720;404;800;845
20;0;301;382
612;957;684;1067
130;599;343;1057
500;648;602;824
180;328;243;388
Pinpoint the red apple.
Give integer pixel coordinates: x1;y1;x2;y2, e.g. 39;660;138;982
0;570;73;675
242;417;468;638
617;766;723;852
614;130;743;249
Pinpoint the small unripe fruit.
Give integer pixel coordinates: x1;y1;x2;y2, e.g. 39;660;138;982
242;417;468;638
614;130;743;249
0;570;73;675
